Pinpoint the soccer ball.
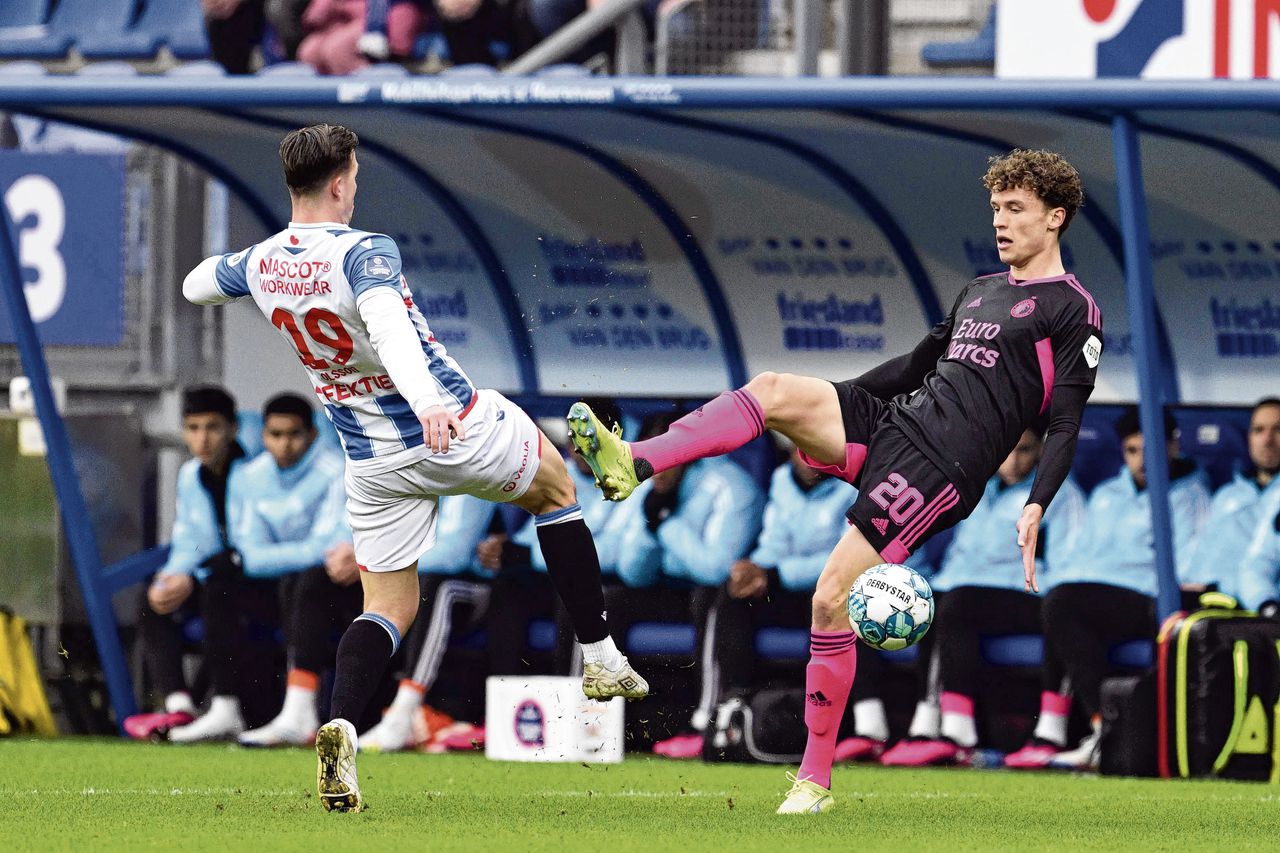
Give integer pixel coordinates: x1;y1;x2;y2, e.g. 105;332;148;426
847;563;934;651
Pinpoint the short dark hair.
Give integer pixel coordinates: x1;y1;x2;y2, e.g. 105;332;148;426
982;148;1085;235
263;393;315;427
1115;405;1178;442
279;124;359;195
1253;397;1280;415
182;385;236;422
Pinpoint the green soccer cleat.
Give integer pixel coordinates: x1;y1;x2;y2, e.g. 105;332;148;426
776;772;834;815
582;657;650;700
316;719;363;813
567;402;641;501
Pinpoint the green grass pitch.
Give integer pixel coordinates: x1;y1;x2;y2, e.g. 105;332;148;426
3;738;1279;851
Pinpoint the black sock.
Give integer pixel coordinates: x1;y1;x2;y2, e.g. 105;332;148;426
536;514;609;644
329;614;400;724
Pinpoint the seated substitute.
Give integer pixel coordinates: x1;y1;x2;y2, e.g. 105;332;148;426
1186;398;1280;604
234;393;362;747
607;414;765;753
1005;407;1210;770
127;386;277;743
879;429;1085;767
650;438;863;759
1234;398;1280;611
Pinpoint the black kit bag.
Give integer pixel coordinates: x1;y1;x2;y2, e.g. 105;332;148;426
1100;673;1159;777
702;689;806;764
1156;596;1280;781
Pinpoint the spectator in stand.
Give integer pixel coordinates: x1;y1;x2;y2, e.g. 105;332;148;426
204;0;311;73
297;0;371;75
1005;407;1211;771
879;429;1086;767
1187;398;1280;606
1231;399;1280;612
125;386;271;742
229;394;360;747
605;412;764;755
358;0;429;61
359;494;497;752
651;437;854;758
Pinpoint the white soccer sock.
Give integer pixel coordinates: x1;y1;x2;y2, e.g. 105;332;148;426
165;691;195;715
389;681;426;715
853;699;889;742
907;701;941;739
940;710;978;748
581;637;624;669
280;685;318;723
1033;710;1069;746
208;695;242;722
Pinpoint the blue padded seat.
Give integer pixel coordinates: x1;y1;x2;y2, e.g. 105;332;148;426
981;633;1043;667
257;61;318;76
626;622;696;655
166;60;227;77
1073;405;1126;493
1175;408;1250;491
527;617;558;652
64;0;157;60
0;0;50;30
1109;638;1153;668
754;626;809;660
0;0;124;58
134;0;211;60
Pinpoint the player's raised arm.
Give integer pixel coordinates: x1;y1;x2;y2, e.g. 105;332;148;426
183;251;252;306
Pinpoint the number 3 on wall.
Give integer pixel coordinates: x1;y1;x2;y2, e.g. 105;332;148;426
4;174;67;323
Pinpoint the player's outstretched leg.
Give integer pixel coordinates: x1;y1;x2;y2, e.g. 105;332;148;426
570;373;844;501
515;433;648;700
778;526;883;815
318;570;419;812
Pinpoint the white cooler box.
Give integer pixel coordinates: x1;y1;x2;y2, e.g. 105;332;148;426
484;676;624;763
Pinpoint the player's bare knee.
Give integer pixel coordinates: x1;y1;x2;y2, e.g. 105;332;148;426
745;371;784;411
811;580;849;630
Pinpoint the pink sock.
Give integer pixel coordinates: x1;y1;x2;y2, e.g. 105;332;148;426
630;389;764;475
797;630;857;790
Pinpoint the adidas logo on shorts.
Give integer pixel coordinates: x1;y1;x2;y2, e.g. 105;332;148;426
872;517;889;535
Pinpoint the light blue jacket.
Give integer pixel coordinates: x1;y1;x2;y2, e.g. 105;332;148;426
932;472;1086;593
511;461;618;573
417;494;497;577
234;442;350;579
158;449;249;579
614;458;765;588
1234;479;1280;610
1185;474;1280;597
1049;464;1212;598
749;466;856;593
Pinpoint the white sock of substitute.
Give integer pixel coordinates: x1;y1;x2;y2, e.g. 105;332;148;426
208;695;242;723
581;637;624;670
389;679;426;715
1032;690;1071;746
165;691;195;715
907;701;941;739
939;692;978;748
279;670;319;723
853;698;889;742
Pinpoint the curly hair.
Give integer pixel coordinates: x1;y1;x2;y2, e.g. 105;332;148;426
982;149;1084;235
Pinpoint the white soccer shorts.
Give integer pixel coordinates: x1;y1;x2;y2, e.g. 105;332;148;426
344;390;542;572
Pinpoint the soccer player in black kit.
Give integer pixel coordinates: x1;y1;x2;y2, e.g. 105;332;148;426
568;149;1103;814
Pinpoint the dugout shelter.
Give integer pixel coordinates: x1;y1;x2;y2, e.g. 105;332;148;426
1;73;1277;727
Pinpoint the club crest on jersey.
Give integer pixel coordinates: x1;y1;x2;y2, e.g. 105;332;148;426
1010;298;1036;318
365;256;394;278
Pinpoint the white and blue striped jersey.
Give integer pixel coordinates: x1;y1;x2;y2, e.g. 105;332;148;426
185;222;476;474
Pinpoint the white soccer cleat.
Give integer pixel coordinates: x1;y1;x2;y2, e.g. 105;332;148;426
359;709;417;753
238;710;317;748
169;699;245;744
1050;727;1101;771
581;657;649;700
316;719;363;813
777;772;834;815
